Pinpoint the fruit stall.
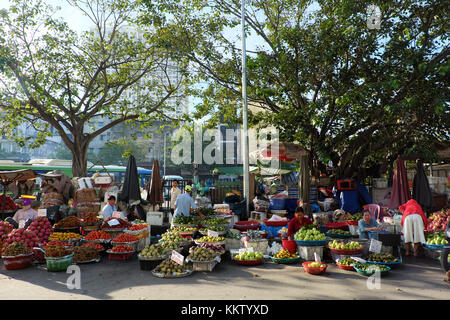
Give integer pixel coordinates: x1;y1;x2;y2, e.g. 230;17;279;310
0;168;448;283
0;169;38;219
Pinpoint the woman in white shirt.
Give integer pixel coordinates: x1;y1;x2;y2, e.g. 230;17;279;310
170;181;181;214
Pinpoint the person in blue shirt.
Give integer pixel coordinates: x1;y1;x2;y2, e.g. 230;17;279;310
358;210;383;239
173;185;205;219
101;195;117;220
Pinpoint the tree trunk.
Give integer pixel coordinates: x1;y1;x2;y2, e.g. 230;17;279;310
71;133;89;178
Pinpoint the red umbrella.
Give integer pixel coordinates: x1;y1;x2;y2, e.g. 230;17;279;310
388;158;410;209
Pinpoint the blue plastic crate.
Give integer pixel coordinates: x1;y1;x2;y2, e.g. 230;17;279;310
269;198;287;210
261;223;288;238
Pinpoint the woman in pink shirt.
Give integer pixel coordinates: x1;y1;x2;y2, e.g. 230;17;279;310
12;200;40;224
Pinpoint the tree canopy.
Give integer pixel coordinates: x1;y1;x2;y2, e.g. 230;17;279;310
0;0;188;177
142;0;449;178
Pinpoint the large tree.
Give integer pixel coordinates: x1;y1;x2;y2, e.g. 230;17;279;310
142;0;449;178
0;0;188;177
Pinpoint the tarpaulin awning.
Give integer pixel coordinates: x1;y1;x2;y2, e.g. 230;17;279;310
249;142;308;162
0;169;37;183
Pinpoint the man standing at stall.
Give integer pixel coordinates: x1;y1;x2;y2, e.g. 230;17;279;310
173;185;205;219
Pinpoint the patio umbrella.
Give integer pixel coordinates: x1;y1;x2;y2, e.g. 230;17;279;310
412;159;434;211
388;158;410;209
298;154;311;217
119;155;141;205
147;159;163;207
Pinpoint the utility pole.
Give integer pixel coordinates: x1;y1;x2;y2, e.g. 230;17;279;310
241;0;250;215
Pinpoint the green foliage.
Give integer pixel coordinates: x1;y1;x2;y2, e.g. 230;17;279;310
142;0;450;177
0;0;187;176
97;139;148;166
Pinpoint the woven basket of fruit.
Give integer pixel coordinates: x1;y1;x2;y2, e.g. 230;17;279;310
328;240;363;255
365;253;402;267
302;261;328;275
233;257;263;266
233;221;260;231
271;256;301;264
335;257;359;271
326;230;353;239
354;263;391;276
151;258;193;278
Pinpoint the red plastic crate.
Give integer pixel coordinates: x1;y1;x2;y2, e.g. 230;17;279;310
108;252;133;261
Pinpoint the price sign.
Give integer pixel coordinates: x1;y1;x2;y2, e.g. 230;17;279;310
213;256;221;263
38;209;47;217
247;247;254;253
19;220;25;229
208;230;219;238
314;252;321;264
107;219;120;227
369;239;382;253
171;250;184;265
112;211;121;219
239;248;247;254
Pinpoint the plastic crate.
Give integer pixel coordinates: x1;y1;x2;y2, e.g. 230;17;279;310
139;258;163;271
192;260;217;272
107;252;134;261
269;198;287;210
261;224;288;238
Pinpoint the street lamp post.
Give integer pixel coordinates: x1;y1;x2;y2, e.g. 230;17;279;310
241;0;250;214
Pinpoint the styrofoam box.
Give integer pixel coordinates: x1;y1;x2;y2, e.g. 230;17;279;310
147;211;164;226
298;246;323;261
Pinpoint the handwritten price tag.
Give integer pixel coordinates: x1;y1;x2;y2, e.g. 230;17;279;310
314;252;321;264
107;219;120;227
38;209;47;217
19;220;26;229
369;239;382;253
171;250;184;265
351;256;367;263
208;230;219;238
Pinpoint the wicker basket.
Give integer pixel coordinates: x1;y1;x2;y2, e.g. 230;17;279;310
111;240;139;251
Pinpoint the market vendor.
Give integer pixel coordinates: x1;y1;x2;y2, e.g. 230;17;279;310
287;207;313;240
357;210;383;239
101;195;117;220
11;199;40;225
170;180;181;215
173;185;205;219
398;199;428;256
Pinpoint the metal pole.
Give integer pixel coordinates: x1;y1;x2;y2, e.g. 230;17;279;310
241;0;250;215
163;130;166;177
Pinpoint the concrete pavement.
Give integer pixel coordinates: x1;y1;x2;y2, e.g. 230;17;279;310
0;253;448;300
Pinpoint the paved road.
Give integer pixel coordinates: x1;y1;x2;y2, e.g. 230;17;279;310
0;253;448;300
